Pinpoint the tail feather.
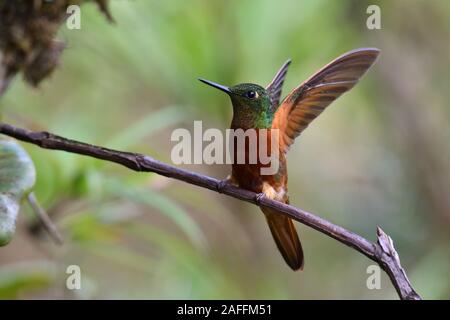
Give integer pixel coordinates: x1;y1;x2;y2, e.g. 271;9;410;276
263;208;304;271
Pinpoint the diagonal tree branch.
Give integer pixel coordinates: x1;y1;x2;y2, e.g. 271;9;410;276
0;122;421;300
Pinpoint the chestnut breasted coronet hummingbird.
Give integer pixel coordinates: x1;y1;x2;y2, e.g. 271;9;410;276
200;48;380;270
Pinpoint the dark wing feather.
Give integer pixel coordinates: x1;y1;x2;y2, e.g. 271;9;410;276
272;48;380;153
266;59;292;110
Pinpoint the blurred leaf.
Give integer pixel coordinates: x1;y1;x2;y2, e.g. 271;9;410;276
107;105;185;149
0;261;55;299
129;222;243;299
130;221;204;273
61;210;121;244
409;245;450;299
0;138;36;246
81;241;157;274
106;178;207;249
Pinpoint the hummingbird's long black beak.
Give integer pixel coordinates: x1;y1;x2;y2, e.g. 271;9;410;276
198;78;231;94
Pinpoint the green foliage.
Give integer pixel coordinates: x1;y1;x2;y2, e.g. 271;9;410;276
0;262;55;299
0;139;35;246
106;178;207;248
1;0;450;299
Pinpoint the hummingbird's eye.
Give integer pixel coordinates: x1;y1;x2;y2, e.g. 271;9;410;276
245;91;259;99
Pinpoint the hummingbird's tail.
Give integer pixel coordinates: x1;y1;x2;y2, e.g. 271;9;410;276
262;207;304;271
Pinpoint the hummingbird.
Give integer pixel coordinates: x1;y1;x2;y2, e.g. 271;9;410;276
199;48;380;270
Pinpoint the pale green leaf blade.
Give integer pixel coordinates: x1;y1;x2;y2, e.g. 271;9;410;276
0;139;36;246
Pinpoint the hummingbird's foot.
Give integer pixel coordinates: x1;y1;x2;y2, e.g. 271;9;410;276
255;192;266;205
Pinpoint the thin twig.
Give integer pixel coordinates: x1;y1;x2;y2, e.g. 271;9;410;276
26;192;63;245
0;122;421;300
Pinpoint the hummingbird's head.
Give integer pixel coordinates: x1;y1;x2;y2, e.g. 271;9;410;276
199;79;273;128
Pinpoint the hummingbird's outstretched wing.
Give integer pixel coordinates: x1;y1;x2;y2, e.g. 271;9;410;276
272;48;380;154
266;59;292;111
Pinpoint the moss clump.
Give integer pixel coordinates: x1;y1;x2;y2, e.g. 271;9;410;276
0;0;112;93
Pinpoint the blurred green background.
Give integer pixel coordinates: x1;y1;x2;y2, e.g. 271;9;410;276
1;0;450;299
